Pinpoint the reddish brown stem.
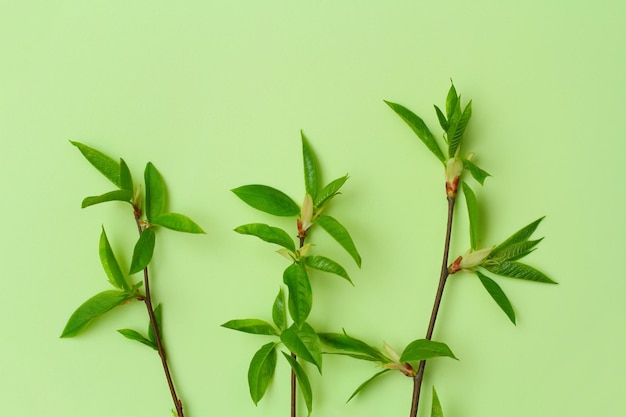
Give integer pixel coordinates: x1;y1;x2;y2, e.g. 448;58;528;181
290;234;307;417
409;196;456;417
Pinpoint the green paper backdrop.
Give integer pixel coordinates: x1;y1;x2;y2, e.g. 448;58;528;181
1;1;624;416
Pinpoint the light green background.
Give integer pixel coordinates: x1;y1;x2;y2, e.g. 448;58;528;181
1;1;624;416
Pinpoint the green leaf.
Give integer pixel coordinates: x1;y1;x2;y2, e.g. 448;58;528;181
431;386;444;417
399;339;458;362
448;100;472;157
314;175;348;209
282;263;312;328
434;105;449;131
347;369;391;403
119;158;133;192
234;223;295;251
129;228;156;275
147;303;162;343
81;190;133;208
280;322;322;373
248;342;277;405
301;131;320;200
272;287;287;331
462;182;479;250
282;352;313;416
144;162;166;222
476;272;516;324
117;329;157;350
384;101;446;163
70;141;122;187
303;256;352;285
318;331;388;363
61;290;133;338
489;239;543;263
492;217;544;255
221;319;279;336
153;213;205;234
462;158;491;185
484;261;557;284
99;227;130;291
445;82;458;120
314;215;361;267
232;184;300;217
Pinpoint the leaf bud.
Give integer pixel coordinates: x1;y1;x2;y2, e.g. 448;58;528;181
448;246;494;274
445;157;463;197
297;193;314;239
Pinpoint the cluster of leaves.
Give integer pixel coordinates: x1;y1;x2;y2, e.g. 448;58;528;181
222;132;361;416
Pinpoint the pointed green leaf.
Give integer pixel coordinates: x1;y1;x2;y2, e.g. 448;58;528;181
282;263;312;327
248;342;277;405
144;162;166;222
234;223;295;251
282;352;313;416
117;329;157;350
99;227;130;291
81;190;133;208
147;303;162;343
129;228;156;275
70;141;122;187
301;131;320;200
384;100;446;163
280;322;322;373
484;261;557;284
431;386;444;417
153;213;205;234
347;369;391;403
314;215;361;267
318;331;387;362
448;100;472;157
314;175;349;209
119;158;133;192
489;239;543;263
445;83;458;120
492;217;544;255
221;319;279;336
232;184;300;217
303;256;352;285
272;287;287;331
399;339;458;362
61;290;133;338
462;182;479;250
434;105;449;131
462;158;491;185
476;272;516;324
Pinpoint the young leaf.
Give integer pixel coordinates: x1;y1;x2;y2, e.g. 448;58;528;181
491;217;544;255
272;287;287;331
129;228;156;275
384;101;446;163
448;100;472;158
434;105;449;131
221;319;279;336
318;331;388;363
431;386;444;417
399;339;458;362
488;239;543;263
484;261;557;284
70;141;122;187
232;184;300;217
462;158;491;185
476;271;516;324
347;369;391;403
117;329;157;350
99;227;130;291
301;131;320;200
314;215;361;267
303;256;353;285
462;182;480;250
314;175;348;209
81;190;133;208
119;158;133;192
144;162;166;222
153;213;205;234
147;303;162;343
248;342;277;405
61;290;133;338
282;263;312;328
234;223;295;252
445;82;458;120
282;352;313;416
280;322;322;373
